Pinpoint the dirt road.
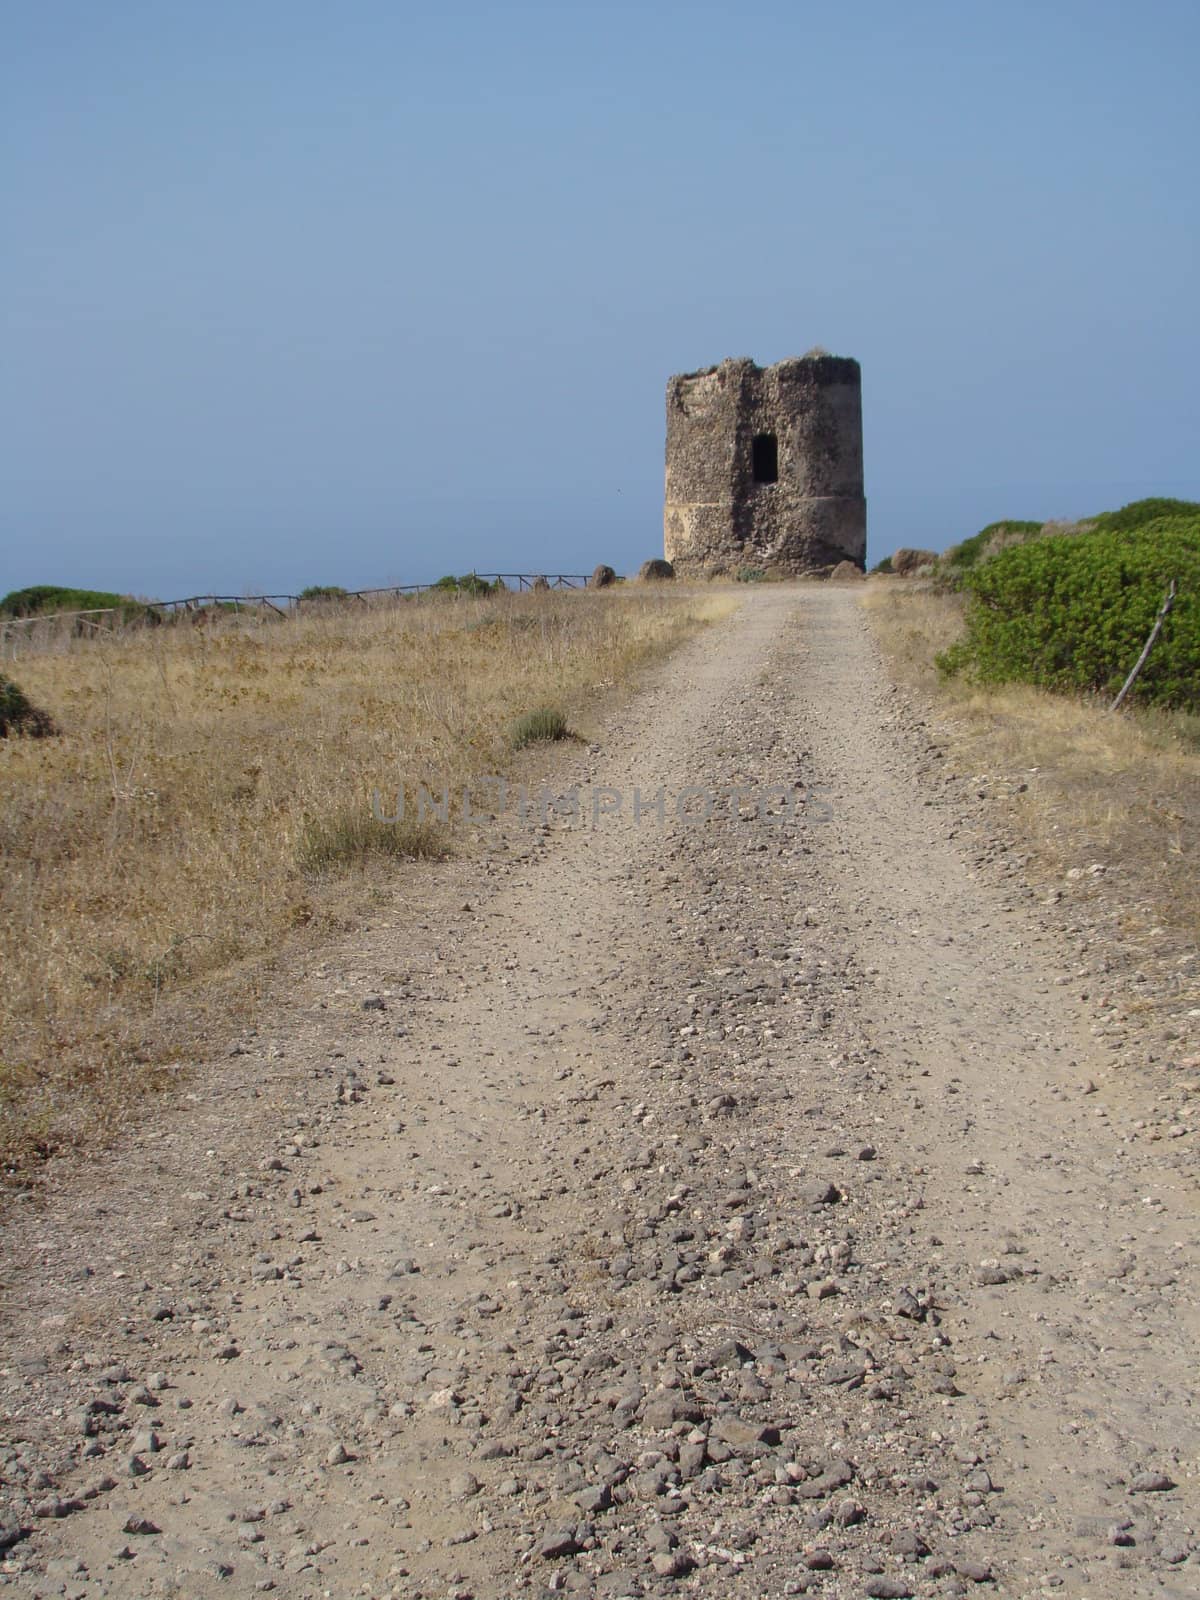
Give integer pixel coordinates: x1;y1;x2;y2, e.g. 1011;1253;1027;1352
3;587;1198;1599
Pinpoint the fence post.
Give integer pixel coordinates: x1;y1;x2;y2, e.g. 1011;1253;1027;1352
1110;579;1178;712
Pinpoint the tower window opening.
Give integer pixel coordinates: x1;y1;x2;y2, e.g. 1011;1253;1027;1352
752;432;779;484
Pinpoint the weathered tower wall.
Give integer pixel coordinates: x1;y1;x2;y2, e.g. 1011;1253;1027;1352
664;355;866;575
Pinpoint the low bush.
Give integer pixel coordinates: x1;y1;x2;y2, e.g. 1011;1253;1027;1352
298;809;445;874
938;521;1044;578
736;567;767;583
0;677;58;738
299;584;349;601
0;585;157;624
434;573;495;597
509;706;570;747
938;512;1200;709
1090;498;1200;535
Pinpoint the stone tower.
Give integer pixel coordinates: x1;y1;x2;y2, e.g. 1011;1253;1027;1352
664;354;866;575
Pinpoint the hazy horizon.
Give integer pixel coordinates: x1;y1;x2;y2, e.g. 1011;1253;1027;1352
5;1;1198;597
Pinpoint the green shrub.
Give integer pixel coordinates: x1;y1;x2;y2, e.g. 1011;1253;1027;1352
0;676;58;738
297;808;445;874
1089;498;1200;535
938;520;1045;577
299;584;349;601
0;584;156;623
938;514;1200;709
736;567;768;583
433;573;495;597
870;556;893;574
509;707;570;748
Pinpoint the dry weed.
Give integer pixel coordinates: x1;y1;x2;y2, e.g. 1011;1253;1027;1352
0;587;733;1173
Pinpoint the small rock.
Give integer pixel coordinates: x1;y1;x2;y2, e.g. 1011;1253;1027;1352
642;1390;702;1429
955;1559;995;1583
711;1415;781;1450
1130;1470;1175;1493
976;1265;1016;1286
576;1484;612;1516
650;1551;689;1578
540;1526;581;1559
894;1287;924;1321
122;1516;160;1536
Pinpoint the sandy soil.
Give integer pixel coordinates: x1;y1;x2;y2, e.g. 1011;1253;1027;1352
2;586;1197;1600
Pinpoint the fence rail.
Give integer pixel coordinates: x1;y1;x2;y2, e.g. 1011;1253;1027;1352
0;574;599;657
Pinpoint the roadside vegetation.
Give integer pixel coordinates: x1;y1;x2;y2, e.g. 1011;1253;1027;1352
0;585;731;1176
864;496;1199;971
0;675;58;739
508;706;571;748
0;585;160;626
935;500;1199;710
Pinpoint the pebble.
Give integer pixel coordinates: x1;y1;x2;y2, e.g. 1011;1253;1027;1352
540;1526;581;1559
1130;1470;1176;1493
121;1517;160;1537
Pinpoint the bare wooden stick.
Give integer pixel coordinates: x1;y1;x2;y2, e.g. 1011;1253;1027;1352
1110;578;1177;711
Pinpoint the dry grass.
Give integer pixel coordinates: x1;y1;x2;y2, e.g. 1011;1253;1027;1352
862;580;1200;948
0;587;734;1173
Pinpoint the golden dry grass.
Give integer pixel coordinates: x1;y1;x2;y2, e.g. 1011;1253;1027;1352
0;586;734;1172
861;579;1200;946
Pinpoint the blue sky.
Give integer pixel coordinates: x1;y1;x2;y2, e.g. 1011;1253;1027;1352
4;0;1198;595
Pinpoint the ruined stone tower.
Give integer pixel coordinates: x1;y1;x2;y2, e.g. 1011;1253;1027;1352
664;354;866;575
